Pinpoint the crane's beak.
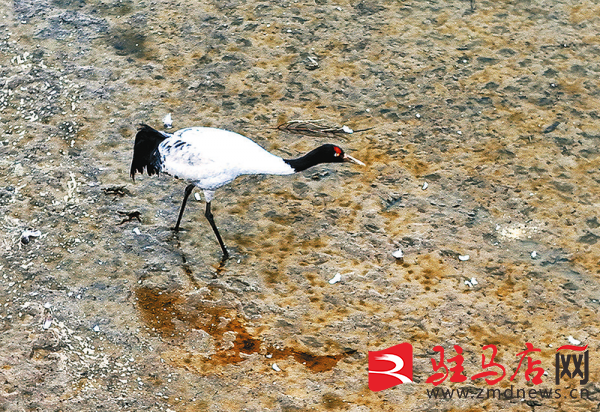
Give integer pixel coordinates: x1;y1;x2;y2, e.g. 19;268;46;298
343;154;366;166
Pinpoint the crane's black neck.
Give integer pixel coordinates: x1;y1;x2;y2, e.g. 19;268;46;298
283;144;341;173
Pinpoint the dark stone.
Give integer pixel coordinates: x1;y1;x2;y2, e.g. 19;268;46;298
578;232;599;245
586;217;600;229
551;181;574;194
561;282;579;291
477;57;498;65
354;1;386;15
543;121;560;133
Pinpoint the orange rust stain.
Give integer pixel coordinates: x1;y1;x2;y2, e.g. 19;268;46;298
322;392;345;410
571;252;600;274
495;273;517;300
468;325;518;349
135;287;351;372
135;286;184;336
269;347;350;373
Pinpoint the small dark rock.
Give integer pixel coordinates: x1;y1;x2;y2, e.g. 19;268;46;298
586;217;600;229
561;282;579;291
543;121;560;133
551;181;574;194
477;57;499;65
578;232;599;245
292;181;309;195
354;1;386;15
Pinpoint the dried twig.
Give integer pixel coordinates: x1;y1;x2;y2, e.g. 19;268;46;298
102;186;131;197
117;211;142;225
276;119;373;137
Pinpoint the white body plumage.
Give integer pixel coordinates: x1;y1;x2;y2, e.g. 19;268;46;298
157;127;295;201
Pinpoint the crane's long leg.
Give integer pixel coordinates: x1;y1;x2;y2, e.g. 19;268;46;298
205;202;229;260
174;184;195;231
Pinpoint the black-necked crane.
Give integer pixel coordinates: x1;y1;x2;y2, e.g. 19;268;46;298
130;124;364;260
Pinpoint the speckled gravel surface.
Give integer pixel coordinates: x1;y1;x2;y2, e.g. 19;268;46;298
1;1;599;411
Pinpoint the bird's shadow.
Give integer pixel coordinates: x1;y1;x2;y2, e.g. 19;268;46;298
168;227;229;278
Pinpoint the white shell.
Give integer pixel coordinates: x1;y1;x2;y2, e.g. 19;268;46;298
328;273;342;284
392;249;404;259
133;228;141;235
163;113;173;128
531;251;538;259
422;182;428;190
272;363;281;372
43;318;52;330
567;336;581;345
21;229;41;242
465;277;478;288
93;325;100;332
458;254;470;261
341;125;353;134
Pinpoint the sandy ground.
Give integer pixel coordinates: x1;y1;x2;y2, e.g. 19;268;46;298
1;0;599;411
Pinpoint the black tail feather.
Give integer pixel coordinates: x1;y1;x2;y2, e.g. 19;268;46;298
130;124;168;180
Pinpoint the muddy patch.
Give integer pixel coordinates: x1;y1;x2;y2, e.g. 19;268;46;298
135;286;353;373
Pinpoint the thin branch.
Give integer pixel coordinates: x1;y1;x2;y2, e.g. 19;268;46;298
276;119;373;137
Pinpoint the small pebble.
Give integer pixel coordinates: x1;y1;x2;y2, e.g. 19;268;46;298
422;182;428;190
531;251;538;259
272;363;281;372
341;125;353;134
43;318;52;330
567;336;581;345
458;254;470;261
133;228;141;235
329;273;341;284
194;192;202;201
93;325;100;332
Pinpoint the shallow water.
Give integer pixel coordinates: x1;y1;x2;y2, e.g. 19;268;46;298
0;0;599;410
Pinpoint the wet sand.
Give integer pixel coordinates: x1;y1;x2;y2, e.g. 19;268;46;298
0;0;599;410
